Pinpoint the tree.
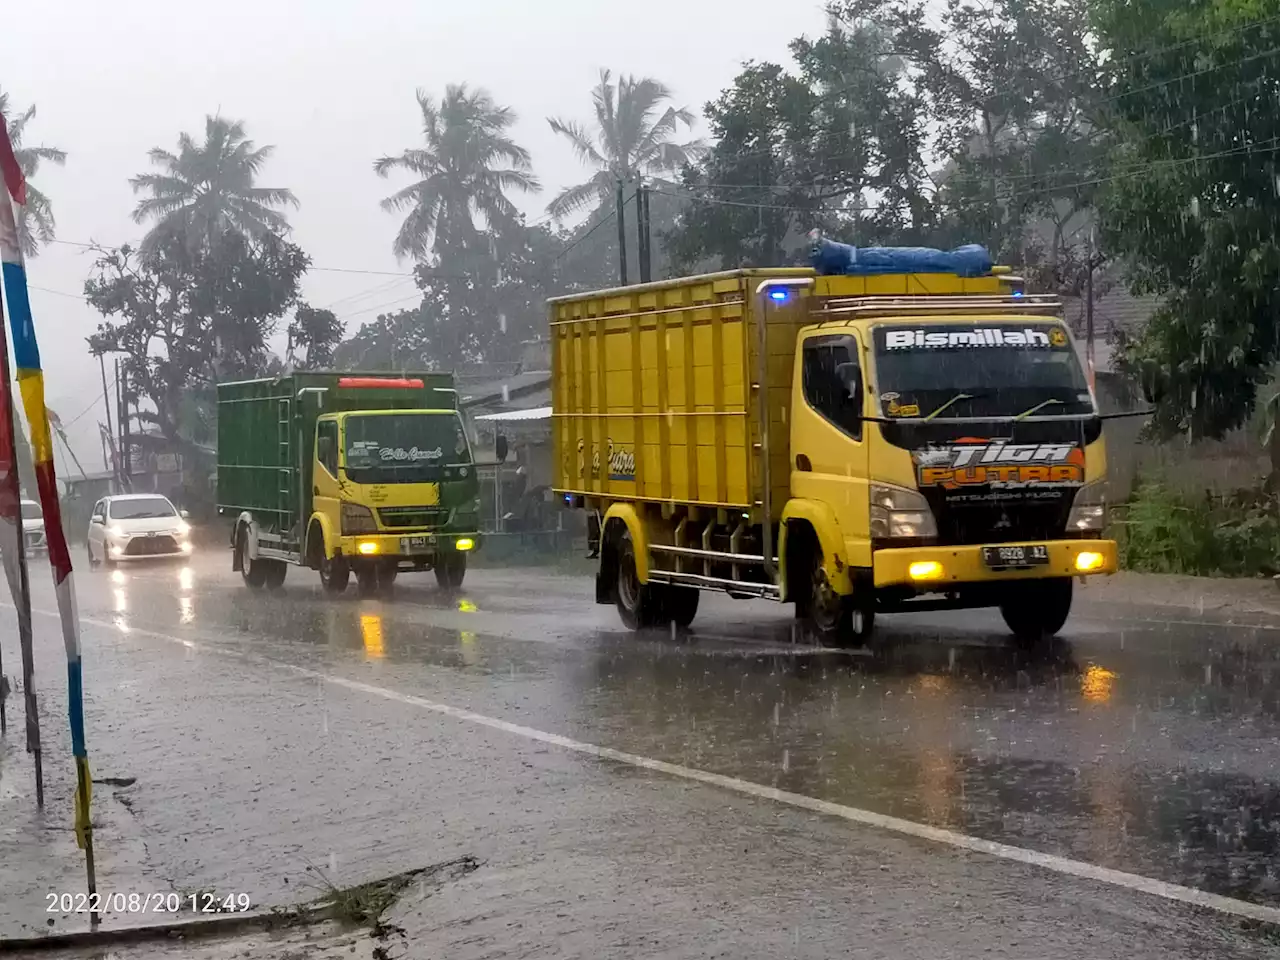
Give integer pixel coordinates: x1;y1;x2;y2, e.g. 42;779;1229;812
546;70;703;221
84;231;309;446
1094;1;1280;446
288;305;343;369
130;116;298;257
335;223;564;371
375;85;539;261
0;88;67;257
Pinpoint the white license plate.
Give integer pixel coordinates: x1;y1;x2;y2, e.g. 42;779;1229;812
400;536;435;554
982;544;1049;567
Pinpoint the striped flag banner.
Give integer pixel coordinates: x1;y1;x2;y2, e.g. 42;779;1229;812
0;113;93;867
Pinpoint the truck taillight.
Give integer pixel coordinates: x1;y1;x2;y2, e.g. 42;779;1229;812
337;377;424;389
341;502;378;534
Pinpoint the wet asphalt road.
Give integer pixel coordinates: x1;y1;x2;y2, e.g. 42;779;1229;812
4;549;1280;956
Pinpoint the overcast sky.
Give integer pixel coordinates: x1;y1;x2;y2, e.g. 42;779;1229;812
3;0;829;470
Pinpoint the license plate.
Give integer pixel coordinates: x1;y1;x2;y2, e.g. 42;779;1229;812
400;536;434;554
982;544;1049;567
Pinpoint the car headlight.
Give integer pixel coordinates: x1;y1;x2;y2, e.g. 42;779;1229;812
1067;481;1108;532
870;482;937;539
341;502;378;535
176;520;190;535
108;525;126;538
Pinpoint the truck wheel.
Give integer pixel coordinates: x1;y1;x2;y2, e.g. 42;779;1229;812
798;544;874;647
238;529;267;590
614;530;664;630
435;553;466;590
1000;577;1072;646
356;565;379;597
318;553;349;595
664;586;700;628
261;560;287;591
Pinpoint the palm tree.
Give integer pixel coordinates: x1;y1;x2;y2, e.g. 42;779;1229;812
375;85;540;261
0;89;68;258
130;116;298;256
546;70;704;221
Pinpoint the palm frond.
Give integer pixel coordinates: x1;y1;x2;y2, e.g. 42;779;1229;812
547;117;606;168
546;173;613;220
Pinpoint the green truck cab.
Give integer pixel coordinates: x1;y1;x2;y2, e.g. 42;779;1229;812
216;372;504;594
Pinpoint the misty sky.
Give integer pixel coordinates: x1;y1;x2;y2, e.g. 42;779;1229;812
3;0;828;470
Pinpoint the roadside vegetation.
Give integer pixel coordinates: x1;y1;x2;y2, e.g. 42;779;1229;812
1117;483;1280;578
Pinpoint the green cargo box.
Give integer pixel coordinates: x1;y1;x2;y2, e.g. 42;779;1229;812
216;371;457;544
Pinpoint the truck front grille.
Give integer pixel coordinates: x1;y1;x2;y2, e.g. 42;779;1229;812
377;506;452;529
923;492;1073;545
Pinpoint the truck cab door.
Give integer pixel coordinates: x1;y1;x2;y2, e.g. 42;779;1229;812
313;419;342;547
790;331;872;567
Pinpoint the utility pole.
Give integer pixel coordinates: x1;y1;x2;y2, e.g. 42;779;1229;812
1085;228;1096;394
98;354;114;476
615;179;629;286
637;181;652;284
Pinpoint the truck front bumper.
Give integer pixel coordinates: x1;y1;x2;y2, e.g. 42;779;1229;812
872;539;1117;589
337;531;482;561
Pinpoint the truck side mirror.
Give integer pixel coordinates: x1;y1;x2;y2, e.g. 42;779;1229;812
835;362;863;415
496;434;509;463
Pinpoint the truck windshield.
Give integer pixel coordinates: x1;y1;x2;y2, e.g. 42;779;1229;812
871;321;1094;419
343;413;470;483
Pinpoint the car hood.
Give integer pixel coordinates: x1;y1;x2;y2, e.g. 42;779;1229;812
23;519;44;531
108;516;184;534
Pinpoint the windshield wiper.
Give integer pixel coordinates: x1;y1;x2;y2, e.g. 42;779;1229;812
923;391;989;421
1013;398;1064;421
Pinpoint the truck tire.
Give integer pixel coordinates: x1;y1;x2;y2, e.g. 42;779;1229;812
318;553;350;595
1000;578;1072;645
664;586;700;628
614;530;664;630
797;542;874;647
435;553;466;590
238;529;268;590
262;559;287;591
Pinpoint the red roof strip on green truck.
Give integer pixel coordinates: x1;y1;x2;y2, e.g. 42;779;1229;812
337;377;425;389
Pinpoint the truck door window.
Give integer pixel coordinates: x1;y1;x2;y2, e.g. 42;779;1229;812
802;336;863;441
317;421;339;477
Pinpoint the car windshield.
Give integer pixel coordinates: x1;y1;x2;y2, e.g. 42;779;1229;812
108;497;177;520
20;501;41;521
871;321;1094;419
343;413;470;483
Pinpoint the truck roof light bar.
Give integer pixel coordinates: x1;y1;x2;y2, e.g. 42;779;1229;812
336;377;425;389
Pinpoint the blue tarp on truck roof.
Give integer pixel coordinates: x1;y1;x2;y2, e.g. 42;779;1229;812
810;236;994;278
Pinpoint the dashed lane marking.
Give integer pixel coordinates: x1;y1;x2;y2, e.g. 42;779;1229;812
15;603;1280;927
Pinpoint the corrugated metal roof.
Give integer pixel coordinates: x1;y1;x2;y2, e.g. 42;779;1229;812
474;406;552;422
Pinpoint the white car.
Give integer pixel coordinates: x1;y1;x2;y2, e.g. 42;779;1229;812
87;494;192;567
21;498;46;556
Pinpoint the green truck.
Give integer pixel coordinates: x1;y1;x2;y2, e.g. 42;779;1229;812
216;372;504;594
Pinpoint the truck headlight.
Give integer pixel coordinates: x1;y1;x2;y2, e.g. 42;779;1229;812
870;483;937;539
1067;481;1108;533
341;502;378;535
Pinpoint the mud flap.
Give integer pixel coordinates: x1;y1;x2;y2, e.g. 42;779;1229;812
586;511;601;559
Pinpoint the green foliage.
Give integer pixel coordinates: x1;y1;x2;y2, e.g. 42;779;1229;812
288;304;343;369
375;85;539;261
130;116;298;258
1120;483;1280;577
85;230;310;444
664;0;1104;278
0;88;68;258
1094;0;1280;440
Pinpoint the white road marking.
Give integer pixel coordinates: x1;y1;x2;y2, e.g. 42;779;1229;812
15;603;1280;927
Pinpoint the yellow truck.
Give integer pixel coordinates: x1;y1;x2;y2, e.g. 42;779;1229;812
550;250;1117;645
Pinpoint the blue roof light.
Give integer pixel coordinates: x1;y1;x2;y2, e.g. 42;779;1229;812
1011;290;1024;298
768;289;790;302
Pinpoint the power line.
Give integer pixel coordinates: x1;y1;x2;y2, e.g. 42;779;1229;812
554;194;631;262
